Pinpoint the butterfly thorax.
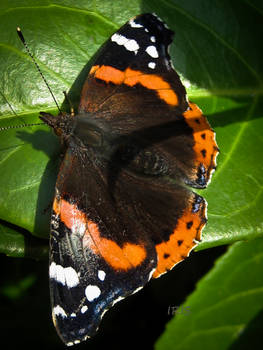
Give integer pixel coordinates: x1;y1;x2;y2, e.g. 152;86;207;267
40;111;170;177
39;111;110;148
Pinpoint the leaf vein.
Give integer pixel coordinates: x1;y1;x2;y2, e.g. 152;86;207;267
0;146;22;166
192;286;263;322
9;181;40;193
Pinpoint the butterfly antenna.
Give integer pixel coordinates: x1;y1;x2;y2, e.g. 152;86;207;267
16;27;62;114
0;90;45;131
0;122;44;131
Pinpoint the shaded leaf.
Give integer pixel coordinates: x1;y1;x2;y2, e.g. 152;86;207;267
155;237;263;350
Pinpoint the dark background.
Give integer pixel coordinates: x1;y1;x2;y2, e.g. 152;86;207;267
0;245;226;349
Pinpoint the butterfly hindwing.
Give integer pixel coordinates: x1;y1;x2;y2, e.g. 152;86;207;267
49;143;206;344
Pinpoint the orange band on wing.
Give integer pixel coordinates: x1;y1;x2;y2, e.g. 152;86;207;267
84;221;146;270
91;65;124;85
153;198;206;278
91;64;178;106
53;198;146;271
183;102;218;171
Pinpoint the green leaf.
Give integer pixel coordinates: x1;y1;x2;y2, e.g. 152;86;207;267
0;221;25;257
0;220;49;258
0;0;263;256
155;237;263;350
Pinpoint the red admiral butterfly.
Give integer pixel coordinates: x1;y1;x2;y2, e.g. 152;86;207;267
29;13;218;345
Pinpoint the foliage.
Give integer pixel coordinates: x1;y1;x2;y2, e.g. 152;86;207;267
0;0;262;348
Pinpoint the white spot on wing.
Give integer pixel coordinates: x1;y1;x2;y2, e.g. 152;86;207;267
129;19;143;28
111;33;127;46
98;270;106;281
53;305;67;318
49;263;79;288
49;262;57;279
64;267;79;288
146;45;159;58
85;285;101;302
148;62;156;69
125;39;140;53
111;33;139;54
53;264;65;285
150;36;156;42
81;305;88;314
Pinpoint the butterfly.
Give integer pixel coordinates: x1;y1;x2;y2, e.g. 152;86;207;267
37;13;218;345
